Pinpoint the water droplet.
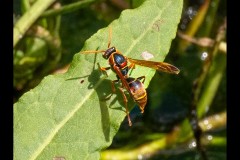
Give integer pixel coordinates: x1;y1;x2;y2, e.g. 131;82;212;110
138;154;143;159
189;141;197;149
201;52;208;60
203;119;209;125
207;124;212;130
207;135;213;140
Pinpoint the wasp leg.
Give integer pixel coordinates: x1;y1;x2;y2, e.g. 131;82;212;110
118;87;132;126
111;79;119;93
101;78;120;101
128;63;135;76
97;62;110;77
137;76;146;84
100;79;119;101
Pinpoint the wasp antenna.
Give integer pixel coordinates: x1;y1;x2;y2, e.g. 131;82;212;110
107;26;112;48
81;50;105;54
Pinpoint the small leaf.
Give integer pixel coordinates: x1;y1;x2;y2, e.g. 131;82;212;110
14;0;183;159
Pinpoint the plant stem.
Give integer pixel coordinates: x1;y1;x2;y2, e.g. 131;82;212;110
100;112;226;160
197;54;226;117
40;0;96;18
199;111;226;132
197;18;226;117
178;0;210;52
13;0;56;47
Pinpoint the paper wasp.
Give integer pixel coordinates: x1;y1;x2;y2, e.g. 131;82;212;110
81;27;180;126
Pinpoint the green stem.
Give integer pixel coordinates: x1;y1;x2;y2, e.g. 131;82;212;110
101;137;167;160
100;112;226;160
197;18;226;117
197;53;226;117
13;0;56;47
208;136;226;146
21;0;31;13
40;0;96;18
199;0;220;36
199;111;226;132
178;0;210;52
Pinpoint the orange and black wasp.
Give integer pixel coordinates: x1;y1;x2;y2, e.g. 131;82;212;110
81;27;180;126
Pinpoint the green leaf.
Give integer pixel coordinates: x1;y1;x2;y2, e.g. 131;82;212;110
14;0;183;159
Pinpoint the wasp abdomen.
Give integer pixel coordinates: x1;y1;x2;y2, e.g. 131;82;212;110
126;78;147;113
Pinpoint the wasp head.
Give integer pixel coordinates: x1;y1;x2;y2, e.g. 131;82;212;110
103;47;116;59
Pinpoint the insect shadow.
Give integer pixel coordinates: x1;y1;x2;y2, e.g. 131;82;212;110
66;53;128;141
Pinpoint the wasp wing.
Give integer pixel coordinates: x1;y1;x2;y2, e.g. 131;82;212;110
128;58;180;74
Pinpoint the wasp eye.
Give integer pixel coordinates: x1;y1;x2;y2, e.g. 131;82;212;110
102;52;108;59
